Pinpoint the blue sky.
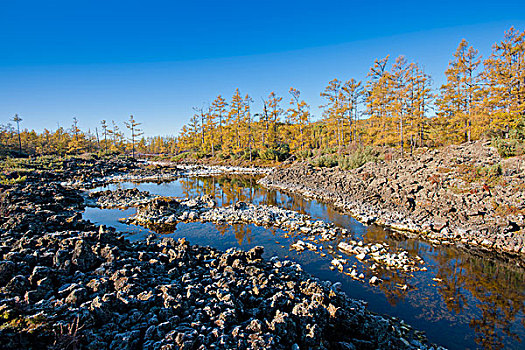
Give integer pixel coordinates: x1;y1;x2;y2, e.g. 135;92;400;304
1;0;524;136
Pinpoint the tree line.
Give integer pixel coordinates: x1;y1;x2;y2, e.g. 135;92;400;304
175;27;524;159
1;27;523;160
0;115;144;157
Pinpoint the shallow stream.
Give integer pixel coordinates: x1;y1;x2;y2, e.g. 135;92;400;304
83;175;525;350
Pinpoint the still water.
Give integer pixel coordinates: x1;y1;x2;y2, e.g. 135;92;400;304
83;176;525;350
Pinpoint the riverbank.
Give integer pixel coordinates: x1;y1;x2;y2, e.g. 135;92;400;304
70;163;270;188
0;157;443;348
259;141;525;258
115;192;425;282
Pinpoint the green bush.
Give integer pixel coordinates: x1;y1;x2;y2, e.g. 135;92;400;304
309;154;339;168
258;148;278;161
216;152;230;160
339;146;380;170
491;117;525;158
190;151;208;160
240;149;259;160
274;144;290;161
318;147;337;156
258;144;290;162
493;139;519;158
295;149;313;160
0;174;27;185
509;116;525;140
487;163;503;176
170;152;189;162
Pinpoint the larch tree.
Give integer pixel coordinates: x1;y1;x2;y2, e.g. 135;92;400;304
111;121;125;153
266;91;283;148
187;114;201;151
12;114;22;153
365;56;392;146
390;56;410;155
341;79;363;144
211;95;227;148
101;120;109;153
243;94;255;160
177;125;190;152
412;63;433;148
436;39;482;143
69;117;83;154
482;27;525;137
94;127;100;151
259;98;270;147
124;115;144;158
204;105;217;156
243;94;255;161
320;79;345;149
192;107;206;151
228;89;245;153
287;87;310;152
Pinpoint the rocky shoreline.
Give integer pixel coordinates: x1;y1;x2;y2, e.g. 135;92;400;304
0;157;443;349
121;194;425;284
88;188;159;209
259;142;525;257
71;163;270;189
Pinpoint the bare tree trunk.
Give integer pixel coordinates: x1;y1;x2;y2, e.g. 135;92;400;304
95;128;100;150
400;113;404;158
17;123;22;154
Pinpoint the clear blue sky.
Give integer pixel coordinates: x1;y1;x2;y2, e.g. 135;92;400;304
1;0;524;136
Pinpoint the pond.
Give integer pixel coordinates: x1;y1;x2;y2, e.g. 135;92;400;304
83;175;525;350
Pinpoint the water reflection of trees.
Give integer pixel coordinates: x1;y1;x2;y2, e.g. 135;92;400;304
179;176;364;226
176;176;525;349
435;249;524;349
365;225;525;349
178;176;262;206
214;223;257;246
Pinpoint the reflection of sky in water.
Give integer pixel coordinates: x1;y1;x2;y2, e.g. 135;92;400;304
84;176;525;350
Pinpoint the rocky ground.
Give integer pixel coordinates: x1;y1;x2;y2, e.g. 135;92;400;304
88;188;158;209
260;141;525;257
0;157;443;349
74;164;270;189
123;195;425;282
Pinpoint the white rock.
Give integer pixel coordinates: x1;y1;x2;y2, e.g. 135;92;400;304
369;276;380;284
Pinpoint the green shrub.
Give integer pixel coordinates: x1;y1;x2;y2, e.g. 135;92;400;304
274;144;290;161
295;149;313;160
309;154;339;168
240;149;259;160
216;152;230;160
339;146;380;170
258;148;278;161
487;163;503;176
190;151;208;160
170;153;189;162
318;147;337;156
0;174;27;185
492;139;521;158
258;144;290;162
493;139;515;157
509;116;525;140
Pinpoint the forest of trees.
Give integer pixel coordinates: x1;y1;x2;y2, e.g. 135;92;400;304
1;27;524;160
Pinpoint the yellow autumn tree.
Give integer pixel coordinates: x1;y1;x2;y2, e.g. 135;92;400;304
436;39;482;143
287;87;311;152
320;79;346;149
341;78;363;144
211;95;228;148
260;91;283;148
482;27;525;137
227;89;245;154
364;56;392;146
